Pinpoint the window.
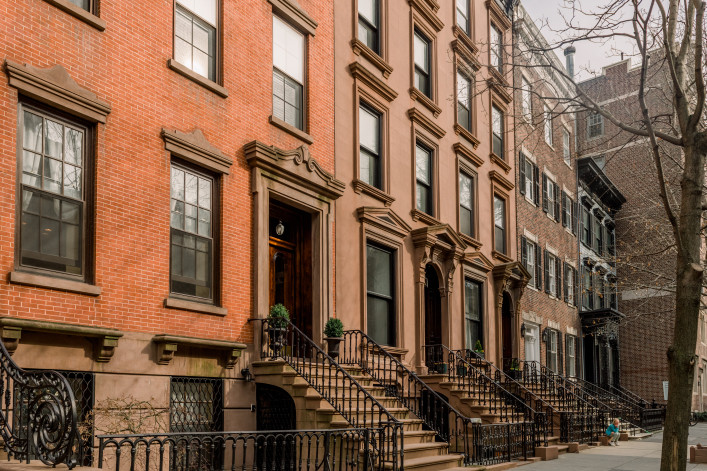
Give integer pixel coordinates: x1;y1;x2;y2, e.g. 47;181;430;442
414;30;431;98
493;195;506;254
545;177;554;218
521;237;540;290
492;105;504;158
594;215;603;253
490;24;503;73
593;154;606;170
594;274;604;309
457;71;472;131
170;165;215;301
563;129;571;165
581;267;592;310
18;107;88;278
607;227;615;255
456;0;470;34
581;206;591;247
544;105;552;146
519;153;539;204
547;329;558;373
565;264;575;305
459;171;475;238
464;279;482;350
367;243;395;346
174;0;218;81
359;104;381;189
273;16;305;130
566;335;576;377
543;175;559;221
521;77;532;121
67;0;94;12
415;143;433;215
358;0;380;53
547;252;556;296
587;112;604;138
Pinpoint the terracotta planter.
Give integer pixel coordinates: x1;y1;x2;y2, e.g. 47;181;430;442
325;337;342;359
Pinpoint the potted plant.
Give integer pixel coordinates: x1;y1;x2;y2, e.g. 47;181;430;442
456;362;468;377
267;304;290;357
473;340;485;360
323;318;344;359
509;359;522;380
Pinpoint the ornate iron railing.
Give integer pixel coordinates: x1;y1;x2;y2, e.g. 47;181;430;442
97;428;381;471
342;331;536;465
252;319;402;470
0;338;81;468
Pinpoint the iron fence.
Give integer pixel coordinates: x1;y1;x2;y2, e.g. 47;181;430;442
97;428;381;471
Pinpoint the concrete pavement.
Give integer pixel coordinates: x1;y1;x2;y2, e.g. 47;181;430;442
519;424;707;470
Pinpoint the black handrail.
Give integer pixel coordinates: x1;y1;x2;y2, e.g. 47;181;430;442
98;428;381;471
0;337;80;468
342;330;535;465
251;319;402;469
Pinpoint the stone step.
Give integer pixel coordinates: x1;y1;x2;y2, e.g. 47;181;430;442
384;453;465;470
403;441;451;460
329;417;424;431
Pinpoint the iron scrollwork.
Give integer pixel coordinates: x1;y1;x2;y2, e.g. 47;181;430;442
0;339;79;468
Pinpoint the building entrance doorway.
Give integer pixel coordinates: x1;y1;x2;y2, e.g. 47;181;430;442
424;265;442;366
501;292;513;367
269;200;312;339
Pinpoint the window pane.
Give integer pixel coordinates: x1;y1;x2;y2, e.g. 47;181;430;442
415;145;430;185
415;71;429;96
175;37;193;69
413;33;429;72
457;72;470;104
21;212;39;253
40;217;60;256
359;106;379;153
44;119;63;159
367;245;392;297
193;21;211;52
459;172;472;209
198;178;211;209
175;9;193;42
492;106;502;135
185;173;198;205
177;0;217;25
273;16;304;83
416;184;429;214
23;112;43;152
43;158;62;194
460;207;472;236
494;196;505;229
171;167;185;200
198;208;211;236
366;243;394;346
358;21;377;51
367;296;392;345
22;151;42;188
62;201;80;223
359;0;378;26
64;128;83;166
185;204;197;233
63;164;82;199
193;49;210;78
457;104;470;130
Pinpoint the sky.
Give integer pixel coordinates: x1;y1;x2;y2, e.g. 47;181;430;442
518;0;639;81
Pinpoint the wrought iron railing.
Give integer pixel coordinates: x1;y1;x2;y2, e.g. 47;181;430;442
252;319;402;469
342;331;536;465
0;338;81;468
97;428;381;471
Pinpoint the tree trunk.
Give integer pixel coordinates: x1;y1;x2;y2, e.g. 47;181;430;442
660;141;707;471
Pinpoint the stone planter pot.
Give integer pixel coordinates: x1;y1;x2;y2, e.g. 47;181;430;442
325;337;342;359
267;325;287;357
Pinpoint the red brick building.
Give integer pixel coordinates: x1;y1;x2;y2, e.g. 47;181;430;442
0;0;338;451
513;6;582;377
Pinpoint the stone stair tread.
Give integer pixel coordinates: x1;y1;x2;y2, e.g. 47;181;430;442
403;442;449;452
384;453;464;469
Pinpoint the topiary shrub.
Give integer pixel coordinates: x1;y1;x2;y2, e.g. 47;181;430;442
268;304;290;328
324;318;344;338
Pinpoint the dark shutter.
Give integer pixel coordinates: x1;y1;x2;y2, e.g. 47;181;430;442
542;173;548;212
571;199;578;235
575;268;580;306
557;332;564;375
544;328;551;368
521;236;528;268
519;153;526;195
553;183;561;222
533;165;540;205
576;334;582;377
544;250;550;294
556;257;562;298
563;262;569;302
535;244;542;291
561;191;568;227
565;335;571;376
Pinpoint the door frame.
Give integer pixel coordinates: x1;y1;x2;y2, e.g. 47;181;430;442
524;322;540;365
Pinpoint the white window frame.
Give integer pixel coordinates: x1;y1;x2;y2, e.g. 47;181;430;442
548;253;556;296
567;266;575;306
546;177;555;219
526;239;536;288
522;77;532;122
544;104;552;146
587;112;604;138
567;335;576;377
548;329;558;372
563;128;571;165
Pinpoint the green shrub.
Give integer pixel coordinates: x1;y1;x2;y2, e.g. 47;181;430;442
474;340;484;353
268;304;290;328
324;318;344;338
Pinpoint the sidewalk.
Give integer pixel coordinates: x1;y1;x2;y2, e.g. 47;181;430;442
519;424;707;470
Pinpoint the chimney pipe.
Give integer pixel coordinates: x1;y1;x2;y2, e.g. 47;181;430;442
564;46;576;80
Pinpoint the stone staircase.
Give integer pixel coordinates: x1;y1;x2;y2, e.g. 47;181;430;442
252;359;467;471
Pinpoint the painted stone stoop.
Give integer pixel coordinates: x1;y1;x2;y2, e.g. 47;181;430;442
252;359;465;471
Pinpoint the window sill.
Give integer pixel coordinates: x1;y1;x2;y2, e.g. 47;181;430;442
8;271;101;296
524;195;537;207
164;297;227;316
409;88;442;117
352;179;395;207
42;0;106;31
350;39;393;78
454;124;480;149
167;59;229;98
269;115;314;144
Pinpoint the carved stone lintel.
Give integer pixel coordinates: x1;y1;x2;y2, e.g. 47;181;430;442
95;335;122;362
156;341;179;365
162;128;233;175
153;334;246;369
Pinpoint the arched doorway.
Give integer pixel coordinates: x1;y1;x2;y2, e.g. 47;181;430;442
501;292;513;367
256;384;296;469
424;264;442;367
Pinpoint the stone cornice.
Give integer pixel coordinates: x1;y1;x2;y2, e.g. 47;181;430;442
349;62;397;102
409;88;442;117
409;0;444;32
268;0;317;35
153;334;247;369
453;142;484;167
162;128;233;174
489;169;515;191
486;0;512;30
351;39;393;78
407;108;446;139
244;141;345;199
5;60;111;123
357;206;412;239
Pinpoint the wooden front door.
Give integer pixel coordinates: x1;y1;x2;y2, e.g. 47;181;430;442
424;265;442;365
268;201;312;339
501;292;513;366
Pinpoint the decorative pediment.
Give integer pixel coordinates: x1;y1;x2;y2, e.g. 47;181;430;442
357;207;412;238
349;62;398;102
5;60;111;123
412;225;466;293
492;261;531;310
162;128;233;174
463;251;494;273
244;141;345;200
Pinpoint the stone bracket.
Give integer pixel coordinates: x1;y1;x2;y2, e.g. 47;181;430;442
0;317;123;362
152;334;247;369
